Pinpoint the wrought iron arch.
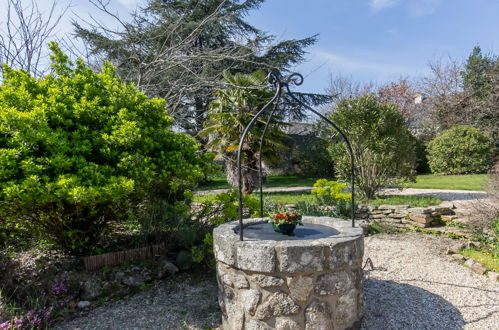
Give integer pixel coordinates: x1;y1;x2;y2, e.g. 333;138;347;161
236;72;356;241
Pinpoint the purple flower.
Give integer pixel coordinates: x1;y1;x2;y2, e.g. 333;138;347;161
0;321;11;330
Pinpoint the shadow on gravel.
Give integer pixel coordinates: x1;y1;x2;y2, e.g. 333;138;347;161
362;279;465;329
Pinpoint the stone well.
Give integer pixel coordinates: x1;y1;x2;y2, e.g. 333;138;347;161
213;216;364;330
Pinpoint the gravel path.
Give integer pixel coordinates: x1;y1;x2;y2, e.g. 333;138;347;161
362;233;498;330
196;186;487;202
57;233;498;330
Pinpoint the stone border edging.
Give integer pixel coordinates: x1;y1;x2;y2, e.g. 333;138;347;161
213;216;364;274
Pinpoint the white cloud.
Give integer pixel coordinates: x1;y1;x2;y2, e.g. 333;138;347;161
407;0;443;16
370;0;399;10
312;49;421;78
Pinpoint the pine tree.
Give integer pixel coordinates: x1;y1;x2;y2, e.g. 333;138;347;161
74;0;324;135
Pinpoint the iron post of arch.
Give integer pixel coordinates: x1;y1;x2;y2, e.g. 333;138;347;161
236;72;356;241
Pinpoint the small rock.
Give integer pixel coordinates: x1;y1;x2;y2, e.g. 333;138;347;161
439;201;456;209
488;272;499;282
451;254;466;262
447;244;463;255
471;263;487;275
464;258;477;268
77;301;91;308
157;258;179;278
81;277;103;300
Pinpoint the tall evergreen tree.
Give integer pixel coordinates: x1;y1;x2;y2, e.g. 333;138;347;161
462;46;496;100
74;0;325;135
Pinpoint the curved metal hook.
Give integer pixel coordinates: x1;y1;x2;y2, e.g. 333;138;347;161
237;71;356;241
237;76;282;240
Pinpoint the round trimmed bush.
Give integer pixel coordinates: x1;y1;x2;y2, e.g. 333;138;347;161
0;43;210;253
427;126;495;175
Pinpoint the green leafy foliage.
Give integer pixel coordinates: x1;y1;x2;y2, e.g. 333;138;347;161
311;179;350;204
182;190;260;267
326;94;416;199
200;70;289;194
0;43;210;253
426;126;495;175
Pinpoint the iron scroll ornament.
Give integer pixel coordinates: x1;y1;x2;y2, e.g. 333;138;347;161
236;72;356;241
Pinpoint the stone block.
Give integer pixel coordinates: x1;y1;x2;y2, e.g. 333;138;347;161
471;263;487;275
315;270;352;296
327;238;363;269
441;215;459;222
305;299;333;330
237;242;276;273
287;275;314;304
251;274;284;288
241;289;261;316
213;232;236;266
335;291;357;327
408;207;432;215
279;242;325;273
410;215;433;225
245;319;271;330
390;213;406;219
451;254;466;263
221;286;245;330
370;214;386;219
255;292;300;320
275;318;301;330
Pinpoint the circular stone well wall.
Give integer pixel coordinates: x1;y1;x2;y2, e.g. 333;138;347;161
213;216;364;330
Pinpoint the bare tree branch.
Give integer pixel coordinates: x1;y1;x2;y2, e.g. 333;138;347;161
0;0;71;77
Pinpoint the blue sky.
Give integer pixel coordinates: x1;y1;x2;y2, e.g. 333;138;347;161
246;0;499;93
5;0;498;93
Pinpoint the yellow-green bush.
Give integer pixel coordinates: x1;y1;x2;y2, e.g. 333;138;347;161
311;179;350;204
0;43;211;253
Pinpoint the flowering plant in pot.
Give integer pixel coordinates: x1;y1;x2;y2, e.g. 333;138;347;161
269;210;303;235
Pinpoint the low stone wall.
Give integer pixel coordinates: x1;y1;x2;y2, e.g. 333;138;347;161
355;204;455;227
213;217;364;330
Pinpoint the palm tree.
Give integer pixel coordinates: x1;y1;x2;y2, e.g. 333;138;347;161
200;70;288;194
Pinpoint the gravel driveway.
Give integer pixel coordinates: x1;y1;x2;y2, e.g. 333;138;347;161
57;233;498;330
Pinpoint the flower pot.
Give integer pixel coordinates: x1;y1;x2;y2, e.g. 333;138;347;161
272;223;296;235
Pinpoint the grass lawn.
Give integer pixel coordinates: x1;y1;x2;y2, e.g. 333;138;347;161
196;175;330;191
363;194;441;207
402;174;488;191
199;174;488;191
194;191;440;208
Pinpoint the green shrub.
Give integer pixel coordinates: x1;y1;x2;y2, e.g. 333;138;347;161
326;95;416;199
427;126;495;174
0;43;210;253
311;179;350;204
